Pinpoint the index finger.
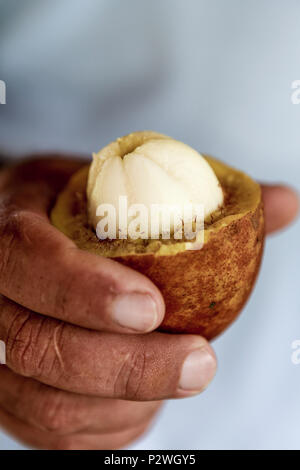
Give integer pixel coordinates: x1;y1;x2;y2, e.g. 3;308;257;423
0;158;165;334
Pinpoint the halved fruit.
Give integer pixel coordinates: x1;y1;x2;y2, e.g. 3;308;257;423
51;132;264;340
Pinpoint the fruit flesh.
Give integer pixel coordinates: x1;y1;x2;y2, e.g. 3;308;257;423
87;135;224;236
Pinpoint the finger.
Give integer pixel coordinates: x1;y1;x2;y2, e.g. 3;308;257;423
261;184;299;235
0;164;165;334
0;156;86;210
0;298;217;400
1;156;86;190
0;407;149;450
0;215;164;333
0;366;161;435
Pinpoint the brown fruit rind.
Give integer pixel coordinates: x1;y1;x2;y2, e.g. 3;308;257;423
51;139;264;340
121;202;264;339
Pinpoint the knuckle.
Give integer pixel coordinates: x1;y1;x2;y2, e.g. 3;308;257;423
12;373;81;435
1;209;30;245
0;210;37;290
0;214;19;284
36;393;74;435
5;309;37;376
113;348;148;400
5;308;62;379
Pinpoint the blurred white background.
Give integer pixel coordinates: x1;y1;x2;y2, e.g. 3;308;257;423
0;0;299;450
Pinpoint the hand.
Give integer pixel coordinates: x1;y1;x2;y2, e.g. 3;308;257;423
0;158;298;450
0;157;217;450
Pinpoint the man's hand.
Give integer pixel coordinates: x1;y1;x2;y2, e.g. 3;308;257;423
0;157;298;450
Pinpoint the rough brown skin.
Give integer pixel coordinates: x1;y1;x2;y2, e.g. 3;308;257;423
51;133;264;340
117;202;264;339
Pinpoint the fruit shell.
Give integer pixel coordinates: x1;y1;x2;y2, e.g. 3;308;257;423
51;155;265;340
115;201;264;339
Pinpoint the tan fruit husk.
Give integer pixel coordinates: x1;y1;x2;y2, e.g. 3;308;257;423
51;133;264;340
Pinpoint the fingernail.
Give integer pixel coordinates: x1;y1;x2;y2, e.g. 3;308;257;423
111;293;158;332
179;348;216;392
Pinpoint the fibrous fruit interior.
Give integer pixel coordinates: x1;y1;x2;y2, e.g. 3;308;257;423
87;133;224;236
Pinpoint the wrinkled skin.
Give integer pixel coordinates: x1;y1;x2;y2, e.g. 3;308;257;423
0;156;298;450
